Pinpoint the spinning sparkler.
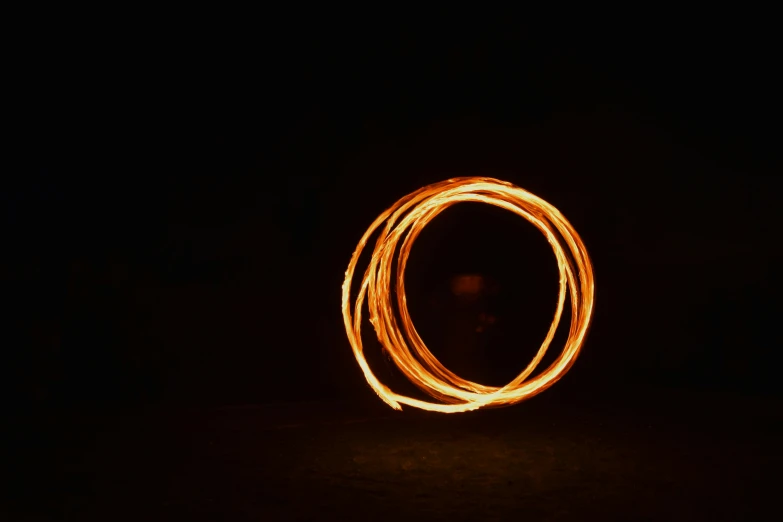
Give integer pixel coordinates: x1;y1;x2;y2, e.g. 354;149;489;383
341;177;595;412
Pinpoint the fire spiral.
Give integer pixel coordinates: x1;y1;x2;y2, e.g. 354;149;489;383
341;177;595;413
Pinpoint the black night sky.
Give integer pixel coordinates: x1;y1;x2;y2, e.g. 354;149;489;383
5;18;782;521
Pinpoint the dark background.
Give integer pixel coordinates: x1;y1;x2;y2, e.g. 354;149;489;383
5;16;782;520
7;20;781;413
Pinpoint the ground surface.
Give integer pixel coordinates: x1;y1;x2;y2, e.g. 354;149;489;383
3;389;781;521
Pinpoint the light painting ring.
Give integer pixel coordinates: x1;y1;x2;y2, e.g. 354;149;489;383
341;177;595;413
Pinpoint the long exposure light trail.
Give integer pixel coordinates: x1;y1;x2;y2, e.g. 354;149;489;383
341;177;595;413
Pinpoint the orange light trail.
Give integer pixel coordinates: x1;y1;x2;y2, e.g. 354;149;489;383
341;177;595;413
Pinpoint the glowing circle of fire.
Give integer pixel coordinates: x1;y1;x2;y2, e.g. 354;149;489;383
341;177;595;413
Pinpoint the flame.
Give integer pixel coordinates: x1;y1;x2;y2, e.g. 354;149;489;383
341;177;595;412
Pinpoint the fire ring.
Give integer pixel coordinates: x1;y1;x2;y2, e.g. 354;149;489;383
341;177;595;412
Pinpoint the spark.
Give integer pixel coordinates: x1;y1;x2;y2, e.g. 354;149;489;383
341;177;595;412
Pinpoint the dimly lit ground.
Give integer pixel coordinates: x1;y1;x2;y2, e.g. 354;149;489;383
4;388;779;521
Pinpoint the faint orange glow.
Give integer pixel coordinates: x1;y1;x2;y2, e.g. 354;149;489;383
341;177;595;413
450;275;485;296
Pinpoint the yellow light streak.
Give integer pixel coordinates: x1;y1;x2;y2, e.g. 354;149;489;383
341;177;595;412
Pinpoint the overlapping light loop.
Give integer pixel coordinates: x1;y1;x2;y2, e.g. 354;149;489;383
341;177;595;413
